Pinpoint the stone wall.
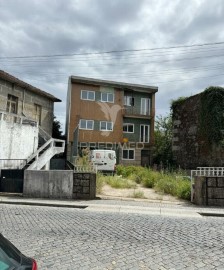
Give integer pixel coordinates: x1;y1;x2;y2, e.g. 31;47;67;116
193;176;224;206
73;173;96;199
172;94;224;169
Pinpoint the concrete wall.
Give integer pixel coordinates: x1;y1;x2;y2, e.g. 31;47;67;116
24;170;73;199
24;170;96;200
0;117;38;159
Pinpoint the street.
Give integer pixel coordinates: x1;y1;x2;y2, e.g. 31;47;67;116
1;202;224;270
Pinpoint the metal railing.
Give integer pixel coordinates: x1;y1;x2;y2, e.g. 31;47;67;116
123;107;151;117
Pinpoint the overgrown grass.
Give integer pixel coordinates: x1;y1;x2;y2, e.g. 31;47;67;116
116;165;191;200
96;173;105;194
105;175;136;189
131;190;145;199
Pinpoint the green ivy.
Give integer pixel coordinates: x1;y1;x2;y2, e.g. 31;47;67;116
170;96;187;112
199;86;224;145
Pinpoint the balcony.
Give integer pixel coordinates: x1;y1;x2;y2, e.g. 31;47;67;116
123;107;151;119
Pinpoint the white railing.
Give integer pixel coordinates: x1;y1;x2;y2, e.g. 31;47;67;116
74;165;97;173
26;138;65;170
191;167;224;201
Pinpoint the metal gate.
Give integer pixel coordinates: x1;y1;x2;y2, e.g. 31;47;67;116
205;177;224;206
0;169;24;193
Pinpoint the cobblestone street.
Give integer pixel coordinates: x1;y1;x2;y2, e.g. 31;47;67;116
1;203;224;270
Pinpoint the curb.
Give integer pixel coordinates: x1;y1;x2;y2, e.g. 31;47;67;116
0;201;88;209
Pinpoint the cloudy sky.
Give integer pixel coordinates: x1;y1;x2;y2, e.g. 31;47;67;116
1;0;224;131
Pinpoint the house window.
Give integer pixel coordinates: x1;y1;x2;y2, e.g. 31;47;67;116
140;125;150;143
101;92;114;103
7;94;18;114
124;96;134;106
122;149;135;160
79;119;94;130
141;98;151;115
100;121;113;131
123;123;134;133
34;104;41;125
81;90;95;101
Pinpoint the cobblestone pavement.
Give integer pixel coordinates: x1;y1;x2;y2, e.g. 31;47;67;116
1;204;224;270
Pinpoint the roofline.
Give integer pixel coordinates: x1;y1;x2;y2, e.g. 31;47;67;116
0;70;61;102
70;75;158;93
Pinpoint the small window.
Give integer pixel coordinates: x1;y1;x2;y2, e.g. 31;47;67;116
123;123;134;133
81;90;95;101
100;121;113;131
124;96;134;106
79;119;94;130
122;149;135;160
7;94;18;114
101;92;114;103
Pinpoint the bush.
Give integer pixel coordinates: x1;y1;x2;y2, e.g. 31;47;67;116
154;174;191;200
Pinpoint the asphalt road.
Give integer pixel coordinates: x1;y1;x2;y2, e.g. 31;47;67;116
1;203;224;270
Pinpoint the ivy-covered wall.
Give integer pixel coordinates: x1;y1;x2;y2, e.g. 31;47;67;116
172;87;224;169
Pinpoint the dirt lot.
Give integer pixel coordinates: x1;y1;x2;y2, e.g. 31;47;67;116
101;184;182;203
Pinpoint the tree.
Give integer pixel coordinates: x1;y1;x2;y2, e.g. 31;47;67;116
52;116;64;139
153;114;173;168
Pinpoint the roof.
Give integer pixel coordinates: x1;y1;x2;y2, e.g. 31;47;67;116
70;75;158;93
0;70;61;102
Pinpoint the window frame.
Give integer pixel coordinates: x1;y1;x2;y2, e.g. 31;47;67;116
7;94;18;114
140;98;151;115
79;119;94;130
100;92;114;103
123;123;134;133
140;124;150;143
124;95;134;106
122;149;135;160
100;121;113;131
81;90;95;101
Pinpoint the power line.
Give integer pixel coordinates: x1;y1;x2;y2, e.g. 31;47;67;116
1;41;224;59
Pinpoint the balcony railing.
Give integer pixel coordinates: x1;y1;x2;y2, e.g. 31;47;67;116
123;107;151;118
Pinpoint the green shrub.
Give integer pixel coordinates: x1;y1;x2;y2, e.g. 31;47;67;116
154;173;191;200
142;170;161;188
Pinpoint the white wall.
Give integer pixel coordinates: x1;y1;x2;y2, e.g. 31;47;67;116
0;119;38;160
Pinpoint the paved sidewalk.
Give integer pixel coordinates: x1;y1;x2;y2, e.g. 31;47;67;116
1;193;224;218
